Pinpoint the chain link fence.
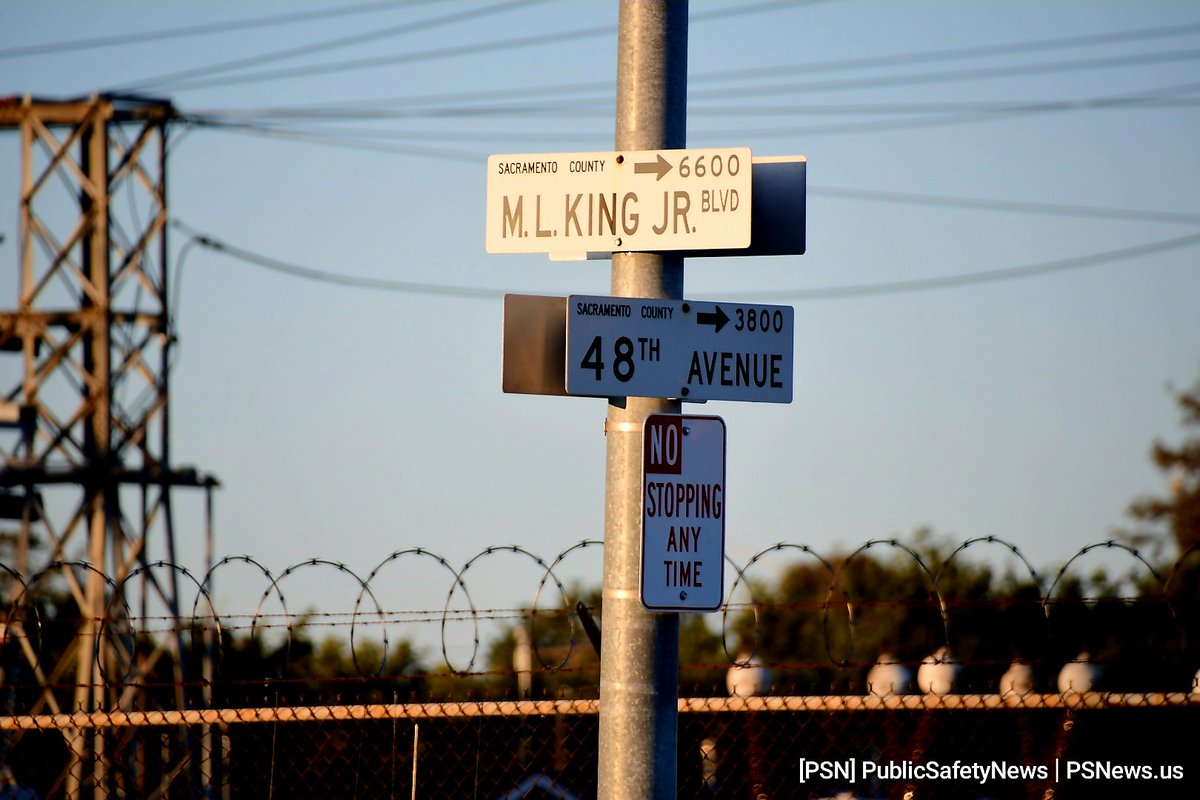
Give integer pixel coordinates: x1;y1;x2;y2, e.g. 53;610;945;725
2;537;1198;797
2;693;1198;799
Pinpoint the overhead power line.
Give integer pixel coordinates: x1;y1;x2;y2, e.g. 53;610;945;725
174;57;1200;148
177;112;1200;228
183;119;481;162
690;77;1200;138
118;0;550;93
692;96;1200;116
697;19;1200;85
736;231;1200;301
689;47;1200;101
142;22;615;92
171;222;1200;302
808;186;1200;227
122;0;828;92
171;220;503;298
693;101;1200;140
186;93;1200;126
169;18;1200;115
0;0;417;60
182;77;1199;159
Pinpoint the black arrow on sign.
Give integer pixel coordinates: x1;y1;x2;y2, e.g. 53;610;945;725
696;305;729;333
633;153;672;181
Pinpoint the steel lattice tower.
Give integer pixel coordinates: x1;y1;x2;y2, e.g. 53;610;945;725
0;94;217;798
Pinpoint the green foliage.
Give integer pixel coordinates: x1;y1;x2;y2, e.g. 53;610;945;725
725;529;1195;695
1128;374;1200;554
678;612;725;694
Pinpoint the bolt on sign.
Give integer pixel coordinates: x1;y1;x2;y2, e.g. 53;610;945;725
486;148;752;255
641;414;726;612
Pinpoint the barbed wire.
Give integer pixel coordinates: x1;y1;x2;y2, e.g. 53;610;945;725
2;536;1198;683
1;539;1199;800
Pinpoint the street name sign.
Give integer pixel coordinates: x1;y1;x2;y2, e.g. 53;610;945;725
642;414;726;612
486;148;752;255
566;295;794;403
549;155;806;261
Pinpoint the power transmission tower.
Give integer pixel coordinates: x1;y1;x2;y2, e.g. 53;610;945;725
0;94;217;798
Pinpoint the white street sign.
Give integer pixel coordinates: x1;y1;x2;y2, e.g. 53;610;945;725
486;148;752;255
642;414;726;612
566;295;794;403
549;155;806;261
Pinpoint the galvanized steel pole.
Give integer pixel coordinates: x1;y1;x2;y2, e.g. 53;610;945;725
598;1;687;798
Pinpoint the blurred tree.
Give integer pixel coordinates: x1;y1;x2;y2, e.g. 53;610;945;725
1127;374;1200;555
729;537;951;693
482;585;726;697
678;612;725;694
483;584;603;700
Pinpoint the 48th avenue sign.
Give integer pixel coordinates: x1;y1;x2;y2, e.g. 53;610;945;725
486;148;752;255
567;294;794;403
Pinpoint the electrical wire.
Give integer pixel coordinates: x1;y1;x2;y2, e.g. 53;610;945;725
181;66;1200;140
180;78;1200;159
167;18;1200;117
174;97;1200;226
688;47;1200;102
0;0;417;60
170;221;1200;302
171;51;1200;144
689;77;1200;138
184;119;481;162
141;21;617;92
733;231;1200;301
118;0;550;94
123;0;828;93
690;96;1200;116
695;19;1200;86
190;118;597;143
187;92;1200;133
185;93;1200;127
170;220;504;299
179;95;1198;171
32;6;1194;303
807;186;1200;227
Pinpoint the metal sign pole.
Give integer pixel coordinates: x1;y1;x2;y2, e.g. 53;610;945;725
597;1;687;798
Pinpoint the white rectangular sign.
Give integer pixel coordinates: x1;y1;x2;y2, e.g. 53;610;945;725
566;295;794;403
486;148;752;255
642;414;726;612
549;156;806;261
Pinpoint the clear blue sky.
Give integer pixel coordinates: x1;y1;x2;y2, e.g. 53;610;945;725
3;1;1199;663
